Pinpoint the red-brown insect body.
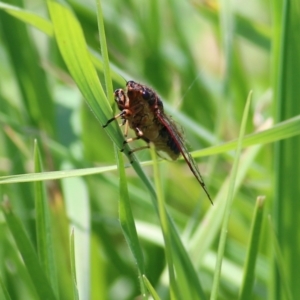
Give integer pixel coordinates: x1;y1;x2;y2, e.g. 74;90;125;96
117;81;181;160
104;81;212;203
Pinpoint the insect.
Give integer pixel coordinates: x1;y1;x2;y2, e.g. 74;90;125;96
103;81;212;204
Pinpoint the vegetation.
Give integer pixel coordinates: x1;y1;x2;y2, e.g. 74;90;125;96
0;0;299;299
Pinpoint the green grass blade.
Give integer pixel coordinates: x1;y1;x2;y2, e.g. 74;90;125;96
0;165;117;184
170;221;207;300
0;2;53;35
269;218;293;300
211;92;252;299
194;114;300;158
272;0;300;298
0;276;12;300
150;144;179;299
1;200;56;300
70;229;79;300
142;275;161;300
34;140;58;297
147;148;207;299
115;146;147;298
47;0;122;145
189;145;262;266
238;196;266;300
0;3;54;135
126;155;207;298
95;0;114;104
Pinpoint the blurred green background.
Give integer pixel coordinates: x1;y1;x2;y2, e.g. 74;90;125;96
0;0;300;299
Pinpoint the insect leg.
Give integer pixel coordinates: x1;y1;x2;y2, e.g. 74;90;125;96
128;145;150;155
121;136;141;152
102;111;126;128
121;127;150;163
123;119;129;137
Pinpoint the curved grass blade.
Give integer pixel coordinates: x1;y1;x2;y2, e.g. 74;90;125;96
47;0;123;149
0;2;53;36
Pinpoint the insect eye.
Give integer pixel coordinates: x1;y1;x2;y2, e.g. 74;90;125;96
142;90;151;100
114;89;125;109
126;80;134;87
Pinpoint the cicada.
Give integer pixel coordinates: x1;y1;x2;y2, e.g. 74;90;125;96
103;81;212;204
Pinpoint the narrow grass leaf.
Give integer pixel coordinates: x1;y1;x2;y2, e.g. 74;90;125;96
0;2;53;36
115;146;147;298
1;200;56;300
70;229;79;300
34;140;58;296
189;145;262;267
47;0;124;148
134;158;208;299
238;196;266;300
194;114;300;158
0;165;117;184
170;220;207;300
211;92;252;299
95;0;114;104
142;275;161;300
150;144;179;300
268;218;293;300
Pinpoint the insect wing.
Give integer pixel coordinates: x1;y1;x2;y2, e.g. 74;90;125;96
156;112;213;204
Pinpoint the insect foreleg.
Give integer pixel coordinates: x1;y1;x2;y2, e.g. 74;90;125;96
102;111;126;128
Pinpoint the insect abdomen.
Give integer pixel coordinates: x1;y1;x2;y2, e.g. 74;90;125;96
153;126;180;160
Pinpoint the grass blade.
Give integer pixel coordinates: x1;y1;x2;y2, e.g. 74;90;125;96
95;0;114;103
272;0;300;298
211;92;252;299
70;229;79;300
1;200;56;300
150;144;179;299
142;275;161;300
115;146;147;298
34;140;58;296
238;196;266;300
47;0;122;144
0;3;54;134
